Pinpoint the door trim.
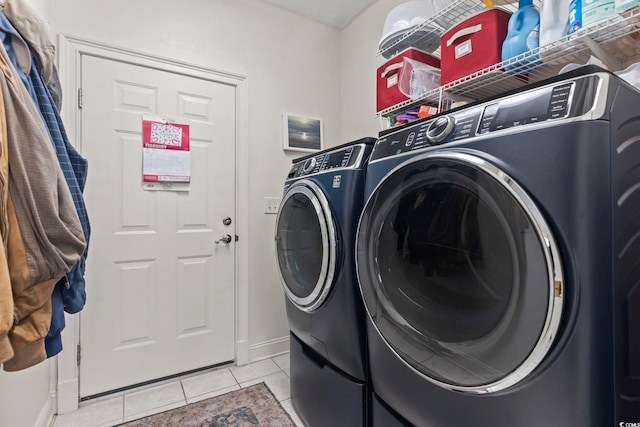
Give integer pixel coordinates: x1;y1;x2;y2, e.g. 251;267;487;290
56;34;250;413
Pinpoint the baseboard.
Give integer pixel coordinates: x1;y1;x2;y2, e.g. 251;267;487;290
35;395;54;427
56;378;79;414
248;335;290;362
236;339;250;366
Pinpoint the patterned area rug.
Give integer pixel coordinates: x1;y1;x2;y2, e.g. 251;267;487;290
118;383;296;426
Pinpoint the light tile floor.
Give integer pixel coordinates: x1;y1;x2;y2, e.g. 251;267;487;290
52;353;304;427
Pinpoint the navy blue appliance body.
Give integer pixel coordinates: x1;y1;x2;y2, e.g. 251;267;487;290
276;138;374;426
357;67;640;426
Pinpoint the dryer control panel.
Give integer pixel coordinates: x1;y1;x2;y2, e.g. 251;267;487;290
371;74;602;162
287;145;364;179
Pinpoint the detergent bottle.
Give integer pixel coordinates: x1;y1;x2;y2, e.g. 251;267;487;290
539;0;570;46
501;0;540;73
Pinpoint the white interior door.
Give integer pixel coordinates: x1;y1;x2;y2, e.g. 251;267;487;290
78;54;236;397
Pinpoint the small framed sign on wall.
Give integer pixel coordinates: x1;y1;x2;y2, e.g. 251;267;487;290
283;114;323;152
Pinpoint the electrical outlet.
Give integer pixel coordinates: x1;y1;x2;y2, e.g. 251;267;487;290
264;197;281;214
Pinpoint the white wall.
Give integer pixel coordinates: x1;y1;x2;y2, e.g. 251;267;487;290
0;360;53;427
340;0;408;141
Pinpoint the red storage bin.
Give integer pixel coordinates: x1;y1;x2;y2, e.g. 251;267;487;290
440;8;512;85
376;48;440;113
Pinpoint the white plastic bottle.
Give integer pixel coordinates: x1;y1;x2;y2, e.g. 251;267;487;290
539;0;570;46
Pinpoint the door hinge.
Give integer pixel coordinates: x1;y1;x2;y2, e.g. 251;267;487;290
76;344;81;366
77;88;83;109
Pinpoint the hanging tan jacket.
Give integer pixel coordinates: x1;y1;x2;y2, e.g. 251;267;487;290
0;39;85;371
0;80;13;365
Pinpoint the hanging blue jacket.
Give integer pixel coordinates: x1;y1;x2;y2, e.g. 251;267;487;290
28;50;90;315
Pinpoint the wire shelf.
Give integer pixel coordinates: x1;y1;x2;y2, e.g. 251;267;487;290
377;0;524;58
376;3;640;121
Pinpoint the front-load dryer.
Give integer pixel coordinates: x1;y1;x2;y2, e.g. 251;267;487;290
356;66;640;426
275;137;374;426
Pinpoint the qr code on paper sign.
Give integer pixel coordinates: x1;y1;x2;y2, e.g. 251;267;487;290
150;122;183;147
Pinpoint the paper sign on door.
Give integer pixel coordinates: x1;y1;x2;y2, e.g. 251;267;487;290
142;115;191;183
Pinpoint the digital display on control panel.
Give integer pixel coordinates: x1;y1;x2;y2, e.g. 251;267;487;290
325;148;355;168
479;83;573;133
495;88;552;124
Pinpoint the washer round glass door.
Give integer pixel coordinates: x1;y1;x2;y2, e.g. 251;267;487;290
276;179;337;312
357;151;563;393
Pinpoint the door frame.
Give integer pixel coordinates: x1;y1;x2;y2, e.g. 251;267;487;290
55;34;250;413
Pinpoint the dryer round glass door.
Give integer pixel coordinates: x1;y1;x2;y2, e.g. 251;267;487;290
356;151;563;393
275;180;337;312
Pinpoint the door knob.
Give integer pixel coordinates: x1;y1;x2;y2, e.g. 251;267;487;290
215;234;232;244
223;217;232;226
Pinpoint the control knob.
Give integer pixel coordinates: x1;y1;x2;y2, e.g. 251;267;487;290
426;115;456;144
302;157;316;174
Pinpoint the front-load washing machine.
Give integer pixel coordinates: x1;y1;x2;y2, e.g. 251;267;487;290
356;66;640;426
275;138;375;426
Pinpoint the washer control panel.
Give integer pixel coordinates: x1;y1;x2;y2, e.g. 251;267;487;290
287;145;361;179
371;75;601;162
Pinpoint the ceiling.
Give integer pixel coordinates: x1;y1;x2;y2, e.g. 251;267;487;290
261;0;378;29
